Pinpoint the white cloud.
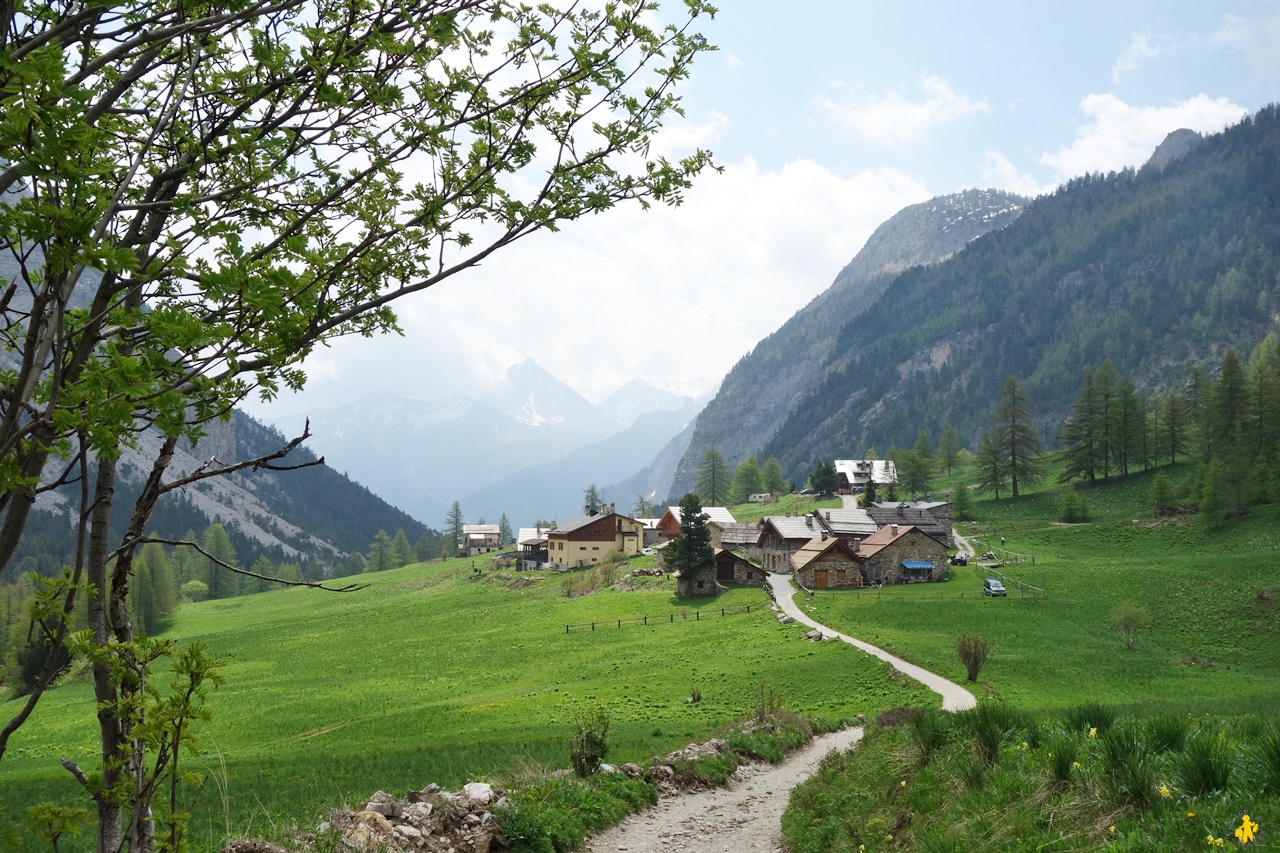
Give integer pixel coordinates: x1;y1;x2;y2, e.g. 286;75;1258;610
724;51;743;69
979;151;1056;199
811;73;990;145
247;156;931;417
1213;11;1280;86
1038;93;1247;180
1111;33;1166;83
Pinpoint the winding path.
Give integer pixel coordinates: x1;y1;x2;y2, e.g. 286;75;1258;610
585;544;977;851
766;572;976;712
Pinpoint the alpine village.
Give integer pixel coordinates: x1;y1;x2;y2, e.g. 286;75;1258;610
2;5;1279;853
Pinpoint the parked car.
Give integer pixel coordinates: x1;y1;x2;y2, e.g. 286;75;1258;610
983;578;1006;597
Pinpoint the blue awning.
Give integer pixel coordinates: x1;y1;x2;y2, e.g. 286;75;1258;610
901;561;935;570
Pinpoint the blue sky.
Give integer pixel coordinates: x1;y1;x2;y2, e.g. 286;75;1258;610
246;1;1279;420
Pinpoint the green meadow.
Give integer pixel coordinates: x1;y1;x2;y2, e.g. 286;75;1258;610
1;556;930;850
805;465;1280;712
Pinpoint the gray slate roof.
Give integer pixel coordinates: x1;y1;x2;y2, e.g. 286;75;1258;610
866;505;950;544
714;522;763;547
815;507;878;537
761;515;823;540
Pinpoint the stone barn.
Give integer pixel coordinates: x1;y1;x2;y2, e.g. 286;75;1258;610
714;549;763;585
791;536;861;589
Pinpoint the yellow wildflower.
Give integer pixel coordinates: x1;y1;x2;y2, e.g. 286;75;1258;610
1159;783;1171;799
1072;761;1081;770
1236;815;1258;845
1020;741;1029;750
1089;727;1097;738
1188;811;1196;818
1207;836;1225;848
900;779;906;788
1109;825;1116;833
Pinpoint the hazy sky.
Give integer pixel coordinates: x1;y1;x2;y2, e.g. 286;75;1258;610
244;1;1280;419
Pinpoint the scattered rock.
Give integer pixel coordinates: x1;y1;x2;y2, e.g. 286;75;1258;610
776;614;794;624
221;841;290;853
343;811;394;852
462;782;494;805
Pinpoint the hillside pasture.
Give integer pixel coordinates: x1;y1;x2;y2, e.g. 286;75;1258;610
1;557;931;850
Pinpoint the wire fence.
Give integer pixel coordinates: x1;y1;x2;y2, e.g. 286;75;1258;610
565;603;761;633
971;539;1035;565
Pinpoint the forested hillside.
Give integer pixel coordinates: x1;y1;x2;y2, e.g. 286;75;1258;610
3;411;440;582
667;189;1026;498
760;106;1280;481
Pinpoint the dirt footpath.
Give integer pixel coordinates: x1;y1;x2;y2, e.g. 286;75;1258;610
584;726;863;853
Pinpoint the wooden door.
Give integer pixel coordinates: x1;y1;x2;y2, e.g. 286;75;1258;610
813;569;828;588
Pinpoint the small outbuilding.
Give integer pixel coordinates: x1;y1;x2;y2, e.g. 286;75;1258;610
714;549;762;585
791;536;861;589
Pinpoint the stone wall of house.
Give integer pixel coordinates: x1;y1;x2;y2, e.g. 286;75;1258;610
859;532;946;585
760;532;801;573
796;557;860;589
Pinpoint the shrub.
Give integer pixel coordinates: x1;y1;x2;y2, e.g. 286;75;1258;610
1108;601;1152;650
568;703;610;777
1102;747;1156;808
955;634;993;683
960;703;1022;765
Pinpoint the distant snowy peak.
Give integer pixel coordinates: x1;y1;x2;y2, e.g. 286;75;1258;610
597;379;694;428
485;358;610;432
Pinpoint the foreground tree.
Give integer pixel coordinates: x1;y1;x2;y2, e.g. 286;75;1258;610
0;1;716;847
955;634;993;683
664;493;714;581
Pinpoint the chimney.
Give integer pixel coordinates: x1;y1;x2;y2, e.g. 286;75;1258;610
891;524;899;535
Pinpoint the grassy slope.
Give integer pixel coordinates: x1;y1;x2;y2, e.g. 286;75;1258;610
2;557;930;849
803;464;1280;711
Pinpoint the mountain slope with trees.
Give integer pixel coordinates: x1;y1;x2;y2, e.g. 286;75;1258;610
760;107;1280;480
667;188;1027;498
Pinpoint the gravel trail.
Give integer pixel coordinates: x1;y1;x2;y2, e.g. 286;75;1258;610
584;725;864;853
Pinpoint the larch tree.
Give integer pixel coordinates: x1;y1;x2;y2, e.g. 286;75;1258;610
729;455;763;504
990;375;1047;498
0;1;717;845
445;502;466;558
938;424;960;475
696;447;730;506
761;456;787;495
584;484;604;513
498;514;513;547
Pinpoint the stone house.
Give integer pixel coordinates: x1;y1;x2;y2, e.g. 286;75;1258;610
709;520;764;557
675;556;722;597
714;549;763;585
791;536;861;589
546;504;644;568
854;524;946;585
757;514;823;573
867;502;953;547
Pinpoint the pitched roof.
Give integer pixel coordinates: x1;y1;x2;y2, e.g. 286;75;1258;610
517;527;549;545
670;506;737;526
855;524;916;558
548;510;640;536
713;522;764;547
462;524;500;535
834;459;897;484
790;536;859;571
815;507;878;537
761;514;823;540
866;505;950;544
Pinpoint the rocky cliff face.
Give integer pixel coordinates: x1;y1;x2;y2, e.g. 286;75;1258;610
667;189;1026;498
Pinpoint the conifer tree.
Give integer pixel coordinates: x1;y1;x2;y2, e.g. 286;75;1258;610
975;428;1009;499
200;524;239;600
938;424;960;475
951;483;974;521
696;447;730;506
498;514;513;547
761;456;788;495
366;530;394;572
990;375;1046;498
729;455;763;504
445;502;465;558
664;493;713;581
390;529;414;567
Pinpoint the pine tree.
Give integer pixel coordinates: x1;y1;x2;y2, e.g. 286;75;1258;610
498;514;513;547
807;459;839;496
583;484;603;513
665;493;713;581
632;496;654;518
696;447;730;506
414;533;437;562
247;555;275;594
1059;365;1099;483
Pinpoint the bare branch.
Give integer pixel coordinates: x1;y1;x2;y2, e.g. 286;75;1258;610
144;537;369;592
